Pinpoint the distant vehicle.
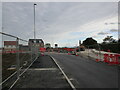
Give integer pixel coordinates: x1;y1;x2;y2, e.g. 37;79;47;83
80;48;85;51
80;45;85;51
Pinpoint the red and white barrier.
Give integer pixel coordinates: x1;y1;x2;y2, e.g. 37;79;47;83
103;54;120;65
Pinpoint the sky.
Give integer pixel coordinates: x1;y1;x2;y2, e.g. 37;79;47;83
2;2;118;47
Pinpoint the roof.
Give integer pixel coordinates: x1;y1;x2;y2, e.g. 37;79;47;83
29;39;44;43
4;41;17;45
45;43;51;45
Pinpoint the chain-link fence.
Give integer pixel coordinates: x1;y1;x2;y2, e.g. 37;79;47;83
0;32;39;89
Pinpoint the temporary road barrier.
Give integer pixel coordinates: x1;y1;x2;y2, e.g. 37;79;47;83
103;54;120;65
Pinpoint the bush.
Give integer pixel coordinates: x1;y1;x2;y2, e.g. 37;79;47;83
100;43;120;53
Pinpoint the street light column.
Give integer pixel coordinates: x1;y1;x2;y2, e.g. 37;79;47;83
34;4;37;39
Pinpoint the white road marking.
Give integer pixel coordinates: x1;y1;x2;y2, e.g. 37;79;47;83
28;68;58;71
69;78;74;81
7;67;16;70
50;56;76;90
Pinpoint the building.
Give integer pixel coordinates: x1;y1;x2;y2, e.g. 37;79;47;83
4;41;18;51
28;39;44;50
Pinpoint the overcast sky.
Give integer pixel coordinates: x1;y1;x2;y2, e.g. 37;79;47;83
2;2;118;47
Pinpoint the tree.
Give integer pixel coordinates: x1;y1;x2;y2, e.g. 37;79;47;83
118;39;120;43
103;36;116;44
83;37;97;46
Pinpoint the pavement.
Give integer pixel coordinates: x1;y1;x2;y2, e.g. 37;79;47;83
46;52;119;88
11;55;72;89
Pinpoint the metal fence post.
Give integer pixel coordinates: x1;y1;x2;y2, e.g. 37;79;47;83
30;41;33;62
16;38;20;79
36;46;38;58
35;44;37;57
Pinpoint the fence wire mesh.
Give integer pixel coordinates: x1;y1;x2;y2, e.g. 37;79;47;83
0;32;39;89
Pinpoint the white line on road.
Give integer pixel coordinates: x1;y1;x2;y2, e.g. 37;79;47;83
28;68;58;71
69;78;74;81
50;56;76;90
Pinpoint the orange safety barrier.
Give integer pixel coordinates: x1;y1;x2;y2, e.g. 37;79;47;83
104;54;109;63
96;59;100;62
40;48;46;52
3;50;25;53
95;54;101;62
103;54;120;65
114;54;120;64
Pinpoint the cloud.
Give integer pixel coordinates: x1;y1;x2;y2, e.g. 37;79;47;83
105;22;116;25
98;32;109;35
109;29;118;32
110;22;116;24
2;2;118;47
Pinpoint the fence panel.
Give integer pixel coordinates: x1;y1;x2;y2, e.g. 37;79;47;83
2;34;18;89
0;32;39;89
18;40;31;76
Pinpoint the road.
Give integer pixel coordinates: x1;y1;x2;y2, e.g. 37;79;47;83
12;55;72;89
46;52;119;88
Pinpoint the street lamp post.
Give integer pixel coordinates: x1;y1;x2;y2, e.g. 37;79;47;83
33;4;38;57
34;4;37;39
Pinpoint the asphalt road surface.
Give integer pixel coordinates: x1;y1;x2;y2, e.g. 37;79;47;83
46;52;119;88
12;55;72;89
